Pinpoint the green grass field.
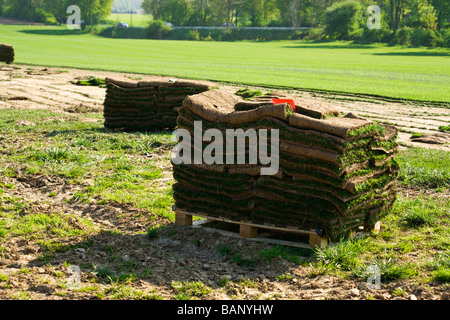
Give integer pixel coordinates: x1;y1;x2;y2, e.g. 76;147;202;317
1;24;449;103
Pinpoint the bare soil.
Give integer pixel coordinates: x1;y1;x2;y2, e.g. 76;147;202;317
0;64;449;301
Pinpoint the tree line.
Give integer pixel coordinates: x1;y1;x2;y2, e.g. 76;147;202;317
140;0;448;46
140;0;448;31
0;0;448;46
0;0;114;25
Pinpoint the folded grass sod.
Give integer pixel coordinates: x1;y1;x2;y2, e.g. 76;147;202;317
172;89;399;241
103;77;216;131
76;76;106;87
0;43;14;64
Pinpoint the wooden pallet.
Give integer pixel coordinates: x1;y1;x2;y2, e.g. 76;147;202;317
174;208;329;249
174;208;382;249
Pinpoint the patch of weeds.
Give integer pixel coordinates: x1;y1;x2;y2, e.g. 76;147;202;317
32;146;74;163
0;182;14;189
0;273;8;282
232;252;259;268
17;268;31;274
74;285;100;293
355;257;417;282
259;245;313;264
106;283;163;300
37;239;67;255
102;245;114;255
12;290;32;300
314;237;368;271
93;264;137;284
306;263;329;277
396;148;450;189
2;167;18;178
393;196;448;229
217;245;232;256
434;269;450;283
116;273;137;283
147;224;164;239
428;251;450;284
120;259;137;273
391;287;407;297
93;264;115;283
171;281;212;300
439;125;450;133
276;273;293;281
402;209;438;228
66;191;90;203
72;239;94;250
4;211;95;239
236;278;258;288
216;276;231;287
38;252;55;262
411;132;424;138
140;268;153;278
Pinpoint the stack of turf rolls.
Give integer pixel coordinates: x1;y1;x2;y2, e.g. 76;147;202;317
172;89;399;241
103;76;216;131
0;44;14;64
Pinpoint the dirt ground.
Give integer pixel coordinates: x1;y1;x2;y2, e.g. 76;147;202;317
1;64;449;150
0;64;449;301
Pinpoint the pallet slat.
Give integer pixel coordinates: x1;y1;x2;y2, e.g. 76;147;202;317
174;208;329;248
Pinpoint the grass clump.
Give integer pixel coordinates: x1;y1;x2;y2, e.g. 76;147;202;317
147;224;164;239
171;281;212;300
392;196;449;229
259;245;313;264
32;146;74;163
235;88;264;100
354;257;418;282
75;77;106;87
396;148;450;189
428;251;450;284
232;252;259;268
314;237;368;271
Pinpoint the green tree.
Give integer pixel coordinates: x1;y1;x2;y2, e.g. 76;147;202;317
324;0;362;39
163;0;189;26
208;0;243;29
42;0;67;24
428;0;448;30
190;0;211;26
141;0;166;20
387;0;407;32
67;0;113;25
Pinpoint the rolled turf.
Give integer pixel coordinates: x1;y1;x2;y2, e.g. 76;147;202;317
172;89;399;241
103;76;217;131
0;43;14;64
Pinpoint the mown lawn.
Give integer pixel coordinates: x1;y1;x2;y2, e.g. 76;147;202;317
1;24;449;103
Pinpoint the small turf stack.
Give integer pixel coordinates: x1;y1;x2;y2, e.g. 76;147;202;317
0;44;14;64
103;76;216;131
172;89;399;241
